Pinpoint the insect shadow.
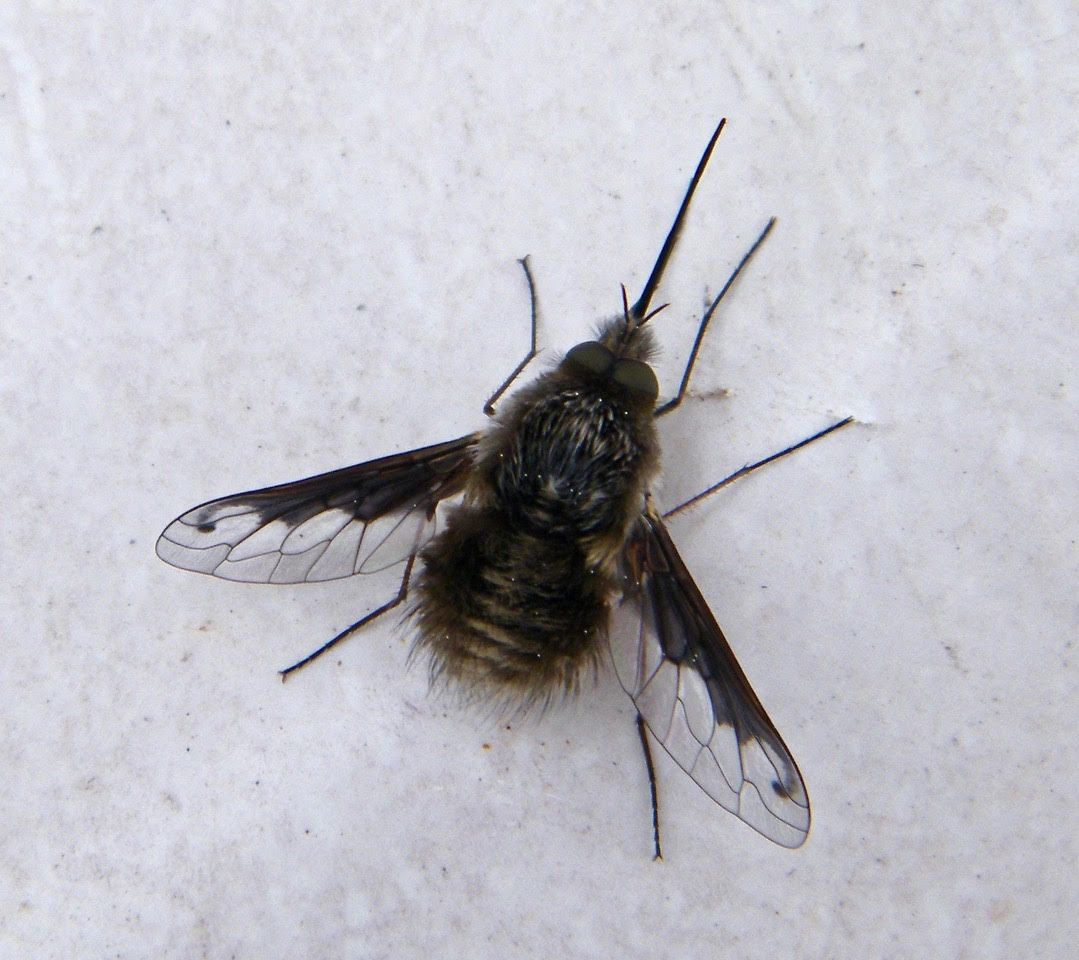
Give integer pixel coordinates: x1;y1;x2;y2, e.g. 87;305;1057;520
157;119;852;856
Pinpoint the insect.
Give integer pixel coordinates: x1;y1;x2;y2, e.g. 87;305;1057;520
157;119;852;853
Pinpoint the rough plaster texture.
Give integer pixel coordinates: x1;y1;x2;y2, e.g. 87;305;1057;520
1;3;1074;958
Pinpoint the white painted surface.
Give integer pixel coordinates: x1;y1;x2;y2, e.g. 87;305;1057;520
2;3;1073;957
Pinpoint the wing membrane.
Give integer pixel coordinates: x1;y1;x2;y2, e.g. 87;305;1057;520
611;503;811;848
157;434;479;583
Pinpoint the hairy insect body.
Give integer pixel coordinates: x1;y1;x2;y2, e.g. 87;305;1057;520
157;120;840;848
414;320;659;705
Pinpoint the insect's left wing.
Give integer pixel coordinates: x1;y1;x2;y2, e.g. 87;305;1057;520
610;503;811;848
156;434;479;584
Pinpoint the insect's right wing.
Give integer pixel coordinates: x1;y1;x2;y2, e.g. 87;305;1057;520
156;434;480;584
610;503;811;848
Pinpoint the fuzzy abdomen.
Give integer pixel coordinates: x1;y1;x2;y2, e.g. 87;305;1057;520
413;507;611;703
413;377;658;703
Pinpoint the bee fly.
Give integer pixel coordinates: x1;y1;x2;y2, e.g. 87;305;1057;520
157;119;852;854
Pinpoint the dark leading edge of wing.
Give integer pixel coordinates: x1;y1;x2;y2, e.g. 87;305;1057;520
611;504;811;848
156;435;479;584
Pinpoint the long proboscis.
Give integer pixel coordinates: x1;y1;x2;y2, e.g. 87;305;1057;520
629;117;727;323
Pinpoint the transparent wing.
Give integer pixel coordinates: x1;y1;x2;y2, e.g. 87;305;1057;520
156;434;479;584
609;503;811;848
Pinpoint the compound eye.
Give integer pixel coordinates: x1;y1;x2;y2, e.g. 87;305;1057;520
565;341;614;375
612;358;659;400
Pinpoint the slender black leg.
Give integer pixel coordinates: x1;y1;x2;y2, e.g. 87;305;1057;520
654;217;776;418
279;553;417;680
663;417;854;519
636;713;663;861
483;256;540;416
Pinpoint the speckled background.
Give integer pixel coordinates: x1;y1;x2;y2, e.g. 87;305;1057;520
2;3;1074;958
